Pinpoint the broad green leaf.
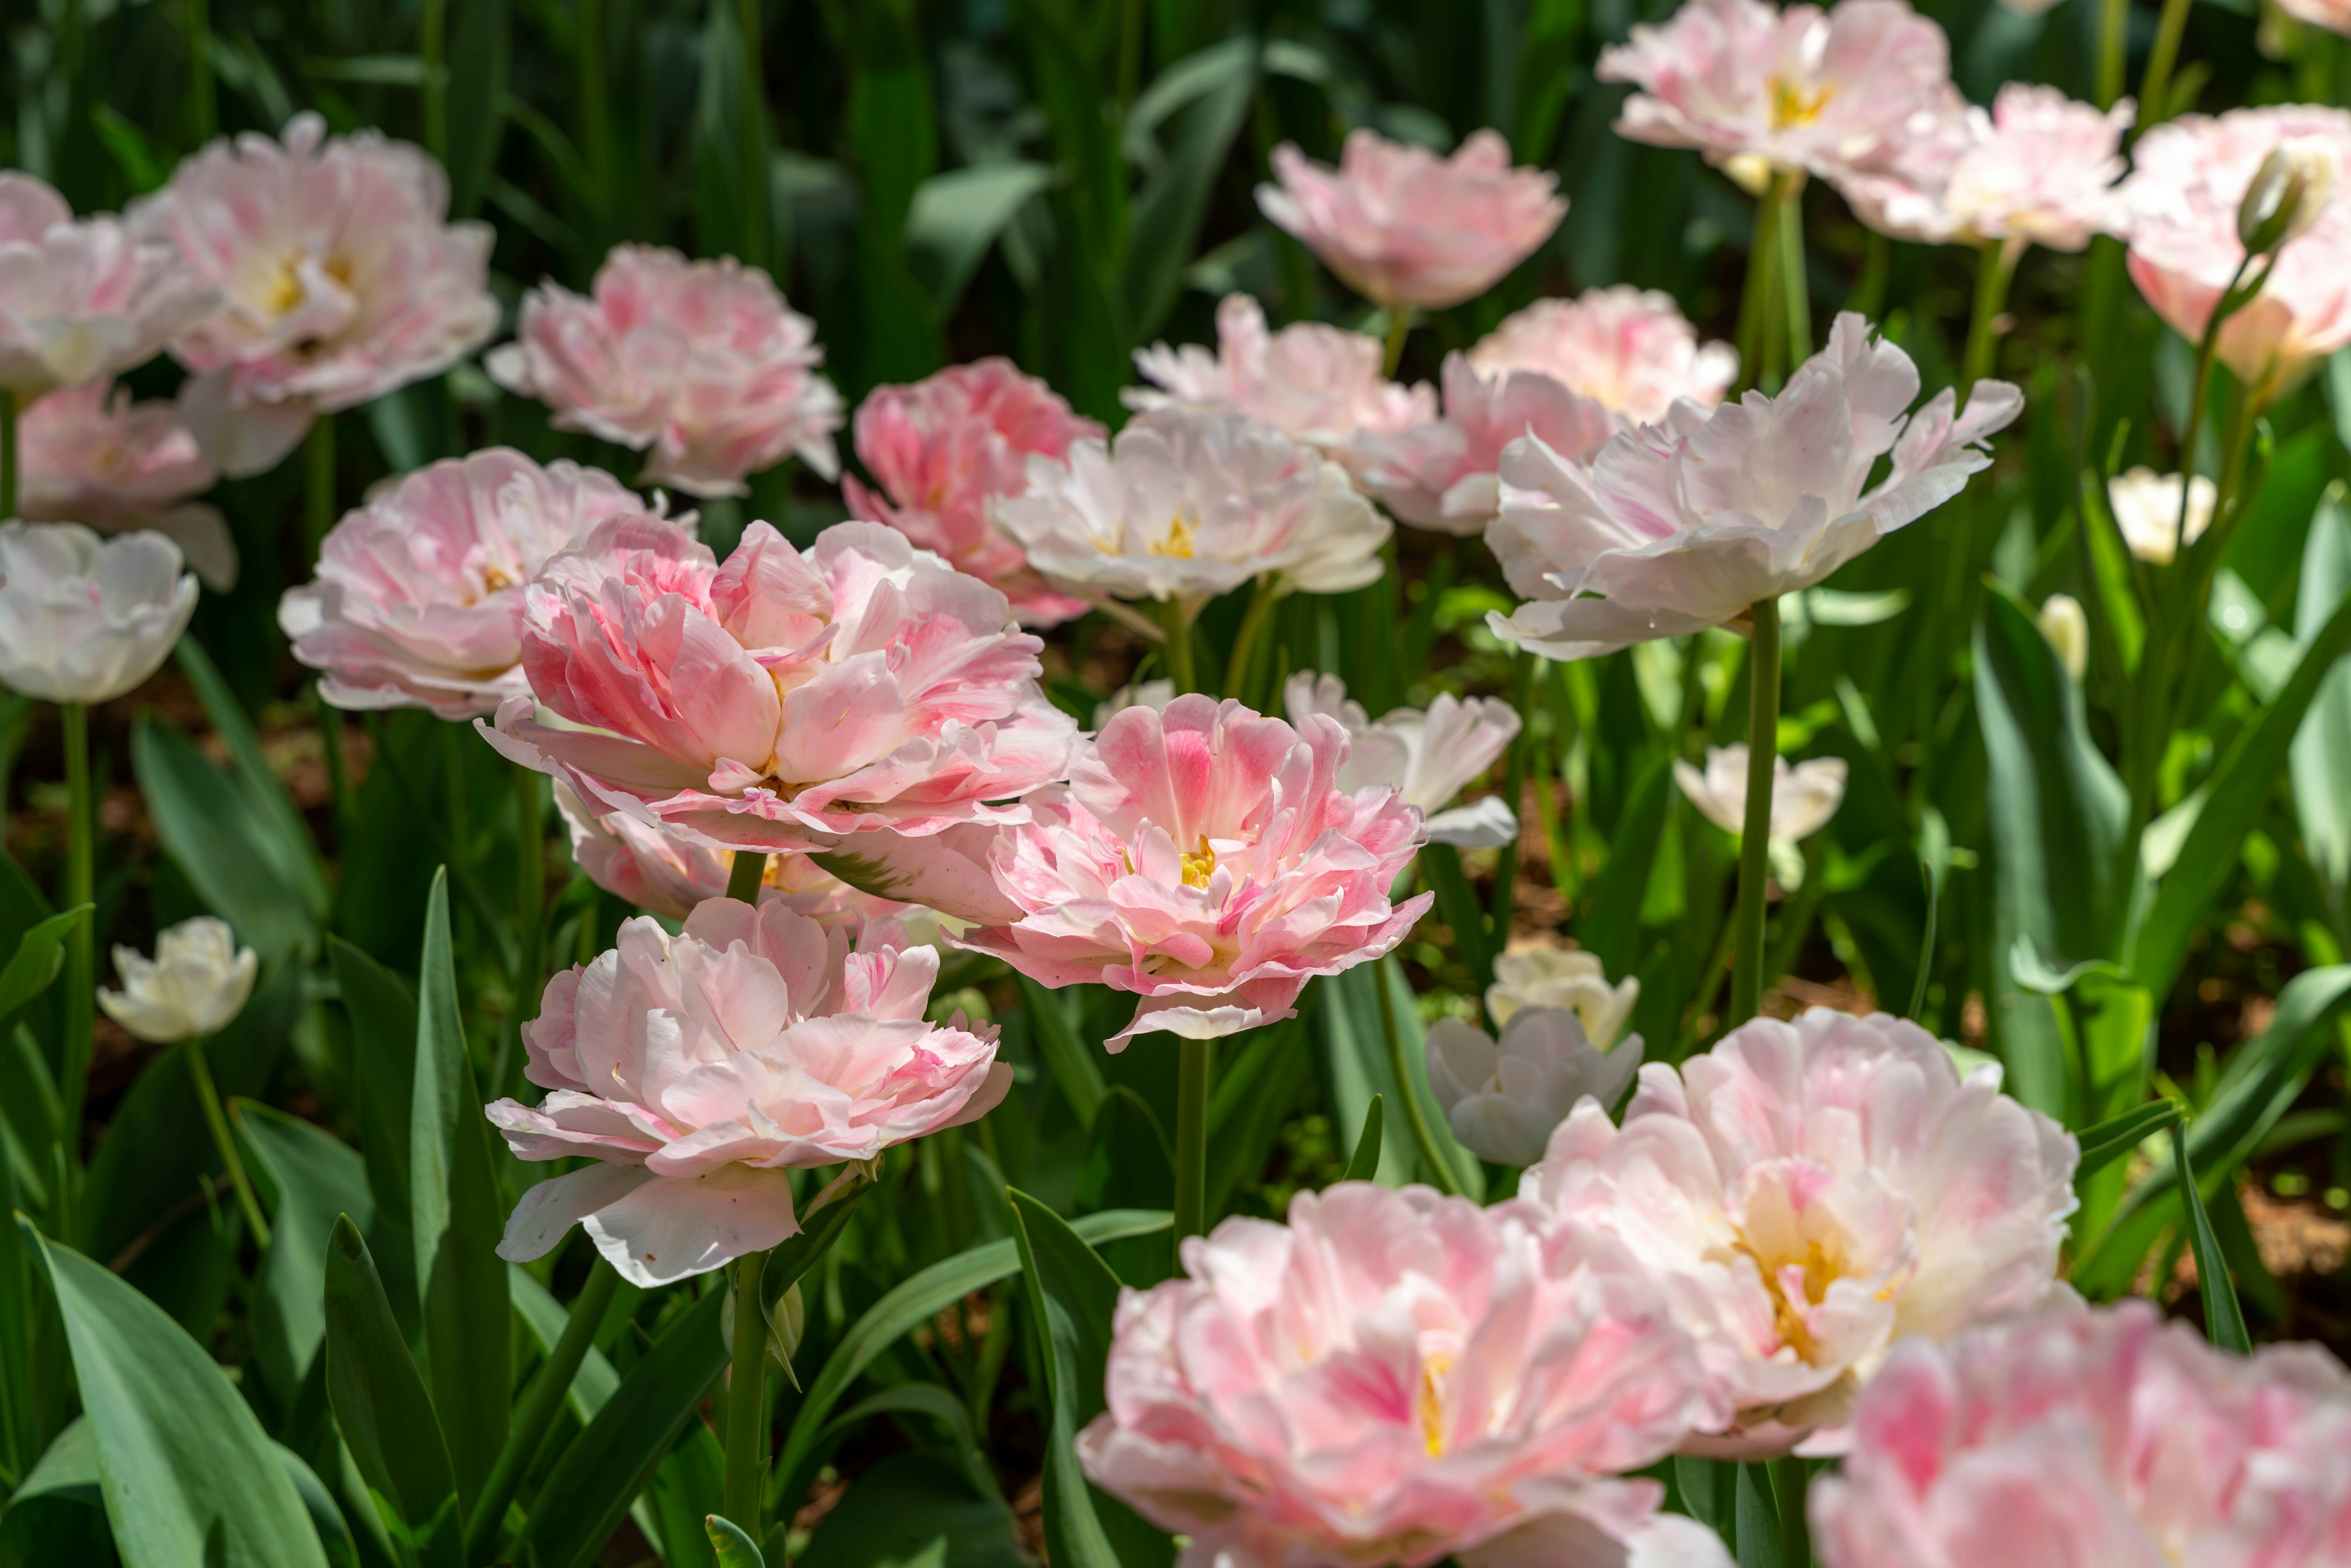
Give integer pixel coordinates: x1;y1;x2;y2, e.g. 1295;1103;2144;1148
817;1384;1005;1514
0;1417;110;1564
2173;1127;2251;1354
694;0;773;269
1734;1462;1782;1568
0;906;86;1029
509;1264;622;1424
326;937;419;1237
2289;486;2351;910
1314;967;1410;1188
903;162;1052;318
130;715;318;959
28;1225;329;1567
1342;1095;1385;1182
238;1103;374;1411
322;1217;460;1565
796;1452;1024;1568
444;0;509;217
277;1441;361;1568
174;640;329;924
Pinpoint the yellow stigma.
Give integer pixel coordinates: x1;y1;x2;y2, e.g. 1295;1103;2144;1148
1418;1351;1455;1456
1769;78;1834;130
1149;510;1199;559
266;257;307;317
1741;1236;1847;1364
1179;836;1217;889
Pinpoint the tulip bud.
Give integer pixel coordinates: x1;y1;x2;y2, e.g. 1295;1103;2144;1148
2238;136;2340;257
97;917;258;1043
2038;593;2089;681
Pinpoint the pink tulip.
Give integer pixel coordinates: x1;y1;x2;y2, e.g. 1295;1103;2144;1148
1520;1008;2079;1457
950;696;1429;1049
1834;86;2132;252
2277;0;2351;34
1256;130;1567;310
1283;670;1521;847
129;114;497;474
1128;292;1436;454
0;174;219;401
1600;0;1964;188
841;359;1097;626
2118;105;2351;389
1473;288;1741;425
1811;1299;2351;1567
1078;1182;1734;1568
481;516;1076;856
490;896;1009;1286
15;382;234;591
487;244;842;497
279;448;659;721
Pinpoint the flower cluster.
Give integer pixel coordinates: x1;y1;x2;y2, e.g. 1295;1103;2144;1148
0;173;217;402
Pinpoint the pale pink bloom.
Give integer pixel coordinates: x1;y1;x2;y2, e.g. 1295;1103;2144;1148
1428;1009;1645;1168
1810;1299;2351;1568
1599;0;1965;187
1488;947;1641;1045
481;516;1075;856
841;359;1095;626
1833;86;2131;252
1283;670;1521;848
0;522;198;705
1127;293;1436;456
1470;288;1739;426
487;244;842;498
1673;745;1848;841
489;896;1009;1286
2119;104;2351;388
2277;0;2351;35
1487;313;2022;660
951;696;1430;1051
15;382;234;591
1256;129;1567;311
1520;1008;2079;1457
1078;1182;1733;1568
279;449;658;721
129;114;497;474
0;173;218;400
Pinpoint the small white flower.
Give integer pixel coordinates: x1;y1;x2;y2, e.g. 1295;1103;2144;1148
98;917;257;1043
1486;946;1641;1045
2107;466;2214;565
2038;593;2089;680
1674;745;1847;841
0;522;198;705
1282;671;1520;847
1426;1006;1644;1167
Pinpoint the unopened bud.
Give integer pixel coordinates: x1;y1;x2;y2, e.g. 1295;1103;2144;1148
2238;136;2340;256
2037;594;2088;681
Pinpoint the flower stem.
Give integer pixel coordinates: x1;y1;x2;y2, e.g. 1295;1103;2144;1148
58;702;94;1207
1728;599;1783;1026
2139;0;2194;129
419;0;448;160
1771;1455;1812;1568
1;389;17;520
1774;170;1812;364
2096;0;2129;109
1174;1038;1215;1240
1381;306;1415;379
1379;958;1460;1196
1962;238;2023;399
722;1246;771;1535
1223;576;1280;702
184;1035;270;1247
1736;184;1782;391
1159;597;1198;695
304;416;336;560
184;0;216;141
727;850;770;903
465;1258;621;1562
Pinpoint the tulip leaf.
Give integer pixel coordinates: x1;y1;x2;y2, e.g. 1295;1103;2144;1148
705;1512;767;1568
323;1215;462;1567
1734;1462;1782;1568
0;1418;112;1562
130;715;319;960
903;161;1052;318
174;639;330;926
1342;1095;1385;1182
1583;751;1675;983
327;937;419;1239
238;1103;374;1412
509;1263;623;1424
2072;1098;2186;1179
443;0;509;218
2173;1126;2252;1354
1124;39;1256;337
0;906;86;1030
2289;487;2351;908
1016;974;1108;1128
797;1450;1027;1568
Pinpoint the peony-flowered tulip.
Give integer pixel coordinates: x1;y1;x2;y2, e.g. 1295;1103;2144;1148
489;896;1008;1286
1255;129;1567;311
1283;670;1521;848
15;382;234;590
991;408;1389;612
1471;288;1741;426
487;244;842;498
97;917;257;1043
0;173;218;401
1600;0;1965;190
1077;1182;1734;1568
951;696;1431;1049
1486;946;1641;1044
481;516;1075;855
0;521;198;704
1126;293;1435;457
2118;105;2351;391
1520;1008;2079;1455
1832;85;2132;252
841;359;1097;626
1810;1298;2351;1567
1674;745;1847;841
1428;1008;1645;1168
2105;465;2213;565
1487;313;2022;660
129;114;497;475
279;448;659;721
2037;593;2088;681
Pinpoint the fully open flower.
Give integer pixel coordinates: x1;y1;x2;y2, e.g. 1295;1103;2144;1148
1674;745;1847;840
953;696;1430;1050
1599;0;1964;187
1471;288;1739;426
1127;293;1435;456
280;448;658;719
841;359;1096;626
2118;104;2351;389
0;174;217;400
1811;1298;2351;1567
1256;129;1567;310
1487;313;2022;660
481;516;1075;854
490;896;1007;1286
129;113;497;474
1283;671;1521;847
991;408;1389;610
16;382;234;590
0;522;198;704
1487;947;1641;1043
1429;1008;1645;1168
1520;1008;2079;1456
97;917;257;1043
2105;465;2214;564
487;244;842;497
1078;1182;1733;1568
1832;84;2131;251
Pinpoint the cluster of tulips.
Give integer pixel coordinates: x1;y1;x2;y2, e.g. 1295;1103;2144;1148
9;0;2351;1561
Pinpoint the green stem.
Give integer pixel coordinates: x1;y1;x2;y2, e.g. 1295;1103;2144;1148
1116;0;1146;105
420;0;447;160
185;1037;270;1247
2138;0;2194;128
1728;599;1783;1026
184;0;216;141
576;0;613;222
1382;306;1415;379
304;416;336;560
727;850;770;903
58;703;94;1218
1379;958;1461;1195
1174;1038;1214;1239
2097;0;2129;109
1736;182;1782;392
1;389;17;520
464;1259;621;1561
1159;597;1198;694
315;685;353;853
722;1247;771;1534
1223;576;1280;702
1774;170;1812;364
735;0;771;270
1771;1455;1812;1568
1962;238;2023;399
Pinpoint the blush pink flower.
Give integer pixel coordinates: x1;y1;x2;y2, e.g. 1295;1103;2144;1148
1810;1299;2351;1568
481;516;1075;855
1487;313;2021;659
2118;104;2351;390
1283;670;1521;848
1077;1182;1733;1568
1520;1008;2079;1457
1127;293;1436;456
1834;86;2132;251
841;359;1096;626
951;696;1430;1050
279;448;658;720
490;895;1009;1286
129;114;497;474
487;244;842;498
15;382;234;591
1256;130;1567;311
1471;288;1739;425
2277;0;2351;34
0;173;218;400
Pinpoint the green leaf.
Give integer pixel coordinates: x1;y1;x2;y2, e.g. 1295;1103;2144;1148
326;937;419;1237
2173;1126;2252;1354
323;1216;460;1565
1584;752;1674;982
817;1384;1005;1514
0;1418;111;1564
27;1223;329;1567
238;1104;374;1411
1342;1095;1385;1182
903;162;1053;319
2289;487;2351;906
0;906;86;1030
443;0;509;217
408;871;509;1510
1017;975;1108;1127
174;640;329;925
705;1514;766;1568
130;716;319;960
2073;1098;2186;1179
509;1264;621;1424
1734;1463;1781;1568
1123;39;1256;337
795;1452;1026;1568
276;1443;361;1568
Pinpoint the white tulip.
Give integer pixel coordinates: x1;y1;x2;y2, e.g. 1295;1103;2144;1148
1426;1007;1644;1168
2106;466;2214;565
1485;946;1641;1045
1283;671;1521;847
1674;745;1848;841
97;917;257;1043
0;522;197;703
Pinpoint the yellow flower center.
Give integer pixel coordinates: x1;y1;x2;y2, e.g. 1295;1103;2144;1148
264;250;354;320
1419;1351;1455;1456
1769;78;1834;130
1148;510;1199;559
1179;836;1217;889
